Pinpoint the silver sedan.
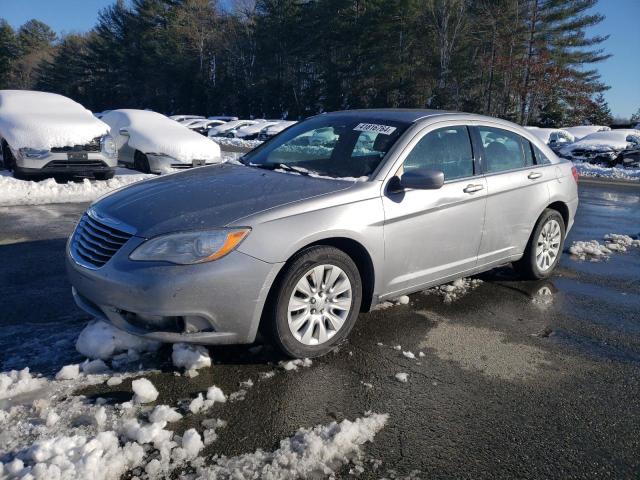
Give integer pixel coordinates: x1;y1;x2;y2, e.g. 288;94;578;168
66;110;579;358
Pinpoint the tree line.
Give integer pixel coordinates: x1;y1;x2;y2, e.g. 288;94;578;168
0;0;624;126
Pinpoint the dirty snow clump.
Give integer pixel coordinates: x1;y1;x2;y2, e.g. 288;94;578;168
424;277;483;303
76;320;161;360
402;351;415;359
395;373;409;383
279;358;313;371
570;233;640;261
172;343;212;373
193;414;389;479
131;378;159;403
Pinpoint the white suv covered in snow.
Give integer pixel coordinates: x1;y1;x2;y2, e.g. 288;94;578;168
0;90;117;180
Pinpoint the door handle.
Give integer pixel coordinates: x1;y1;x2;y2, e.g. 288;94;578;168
528;171;542;180
463;184;484;193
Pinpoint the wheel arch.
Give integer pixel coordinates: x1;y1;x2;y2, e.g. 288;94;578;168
546;201;569;228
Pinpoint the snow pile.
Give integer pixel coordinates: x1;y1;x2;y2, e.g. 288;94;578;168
76;320;161;360
0;90;109;150
102;109;221;163
394;373;409;383
171;343;211;374
131;378;159;403
0;170;153;207
188;386;226;414
373;296;412;310
12;431;146;480
0;368;47;400
193;414;389;479
424;277;483;303
573;161;640;181
569;234;640;261
209;136;263;150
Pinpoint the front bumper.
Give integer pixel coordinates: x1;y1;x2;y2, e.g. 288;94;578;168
16;151;118;174
66;237;283;345
146;154;216;174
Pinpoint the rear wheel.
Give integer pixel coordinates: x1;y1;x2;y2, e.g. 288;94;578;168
515;209;565;280
269;246;362;358
133;150;151;173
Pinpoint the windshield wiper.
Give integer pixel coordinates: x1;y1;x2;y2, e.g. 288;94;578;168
254;162;312;176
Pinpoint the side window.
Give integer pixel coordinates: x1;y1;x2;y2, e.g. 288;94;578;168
478;126;530;173
403;126;474;181
533;144;552;165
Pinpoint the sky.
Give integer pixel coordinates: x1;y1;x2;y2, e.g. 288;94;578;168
1;0;638;118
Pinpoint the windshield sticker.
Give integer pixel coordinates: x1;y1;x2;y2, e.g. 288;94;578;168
354;123;397;135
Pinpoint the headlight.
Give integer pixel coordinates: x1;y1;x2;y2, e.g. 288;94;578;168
129;228;250;264
101;135;117;156
19;148;49;158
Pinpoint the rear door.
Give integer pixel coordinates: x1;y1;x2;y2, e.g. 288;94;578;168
381;123;487;296
472;124;552;267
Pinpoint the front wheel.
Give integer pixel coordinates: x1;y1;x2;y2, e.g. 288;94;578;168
133;151;151;173
269;246;362;358
515;209;566;280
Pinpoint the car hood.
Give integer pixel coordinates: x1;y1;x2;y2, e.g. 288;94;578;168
93;163;355;238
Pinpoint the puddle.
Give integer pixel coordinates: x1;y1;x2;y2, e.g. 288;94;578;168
418;311;551;381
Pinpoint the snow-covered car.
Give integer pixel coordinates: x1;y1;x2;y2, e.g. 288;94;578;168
0;90;117;180
257;121;297;141
169;115;205;123
524;127;575;154
559;129;640;166
561;125;610;140
208;120;261;138
235;121;281;140
101;109;221;174
185;119;226;136
208;116;238;122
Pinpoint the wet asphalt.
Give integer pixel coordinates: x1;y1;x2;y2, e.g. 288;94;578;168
1;180;639;479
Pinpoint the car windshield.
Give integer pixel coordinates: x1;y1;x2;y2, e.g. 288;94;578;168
241;115;410;179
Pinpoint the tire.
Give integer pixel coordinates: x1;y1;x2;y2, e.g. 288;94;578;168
268;246;362;358
514;209;566;280
95;170;116;180
133;151;151;173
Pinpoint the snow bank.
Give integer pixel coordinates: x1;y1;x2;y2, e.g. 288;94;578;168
0;90;109;150
570;234;640;261
102;109;221;162
193;414;389;479
423;277;483;303
76;320;161;360
573;161;640;181
0;170;153;206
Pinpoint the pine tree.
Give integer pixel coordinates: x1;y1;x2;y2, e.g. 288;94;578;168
0;19;18;89
586;92;612;125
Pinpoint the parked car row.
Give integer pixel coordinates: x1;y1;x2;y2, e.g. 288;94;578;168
526;125;640;168
168;114;298;140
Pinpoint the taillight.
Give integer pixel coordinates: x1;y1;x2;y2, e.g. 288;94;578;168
571;165;579;183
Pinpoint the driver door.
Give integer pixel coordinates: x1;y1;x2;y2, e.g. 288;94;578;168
381;124;487;296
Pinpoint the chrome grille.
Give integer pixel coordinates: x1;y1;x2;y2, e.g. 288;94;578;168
70;213;133;268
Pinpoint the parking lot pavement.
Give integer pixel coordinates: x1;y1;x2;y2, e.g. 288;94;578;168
1;181;639;478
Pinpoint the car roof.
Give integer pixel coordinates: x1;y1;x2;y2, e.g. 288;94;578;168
323;108;456;123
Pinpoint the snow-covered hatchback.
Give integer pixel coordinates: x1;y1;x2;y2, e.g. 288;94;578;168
67;109;579;358
0;90;117;179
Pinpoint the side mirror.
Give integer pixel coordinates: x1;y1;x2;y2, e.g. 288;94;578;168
119;128;130;136
399;168;444;190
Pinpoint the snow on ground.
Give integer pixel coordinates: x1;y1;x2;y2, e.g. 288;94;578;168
423;278;483;303
0;169;153;207
574;161;640;181
569;233;640;261
193;413;388;480
76;320;161;361
171;344;212;375
209;136;263;150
